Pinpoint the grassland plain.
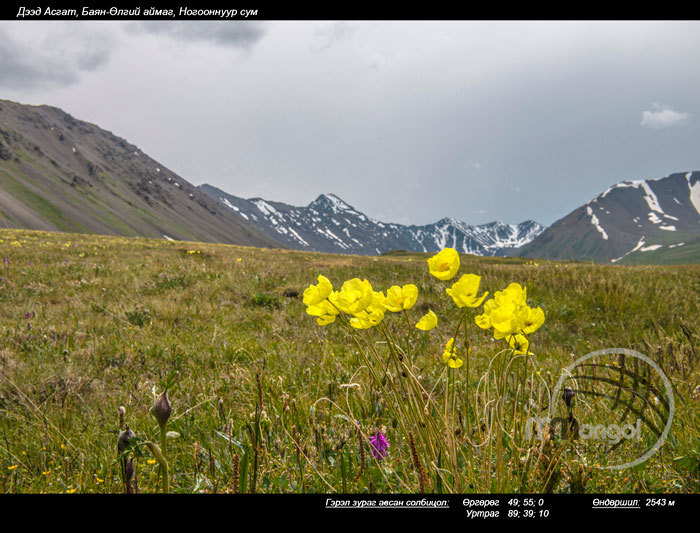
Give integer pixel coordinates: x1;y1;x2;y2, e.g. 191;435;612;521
0;228;698;494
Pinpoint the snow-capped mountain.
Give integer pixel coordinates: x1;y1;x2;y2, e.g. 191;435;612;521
518;171;700;264
199;184;545;256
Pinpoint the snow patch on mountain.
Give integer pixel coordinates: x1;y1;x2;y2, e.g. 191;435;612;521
686;172;700;215
586;206;608;239
611;237;646;263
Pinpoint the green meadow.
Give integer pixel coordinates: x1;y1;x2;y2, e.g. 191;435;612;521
0;228;698;494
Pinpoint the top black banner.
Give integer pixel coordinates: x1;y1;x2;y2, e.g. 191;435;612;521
3;2;698;21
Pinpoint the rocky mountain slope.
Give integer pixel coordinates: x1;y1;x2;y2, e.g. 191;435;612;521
199;183;545;256
0;99;281;247
518;171;700;264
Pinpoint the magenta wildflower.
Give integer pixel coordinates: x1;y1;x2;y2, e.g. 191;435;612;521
369;432;389;460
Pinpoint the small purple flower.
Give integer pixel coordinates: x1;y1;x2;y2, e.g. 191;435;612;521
369;432;389;460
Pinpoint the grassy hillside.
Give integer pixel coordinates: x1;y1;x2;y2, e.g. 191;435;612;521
0;99;281;248
0;229;698;494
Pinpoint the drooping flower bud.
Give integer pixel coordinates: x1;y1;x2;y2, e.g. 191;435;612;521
150;391;172;429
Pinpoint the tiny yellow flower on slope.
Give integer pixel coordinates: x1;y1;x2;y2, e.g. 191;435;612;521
303;275;333;306
335;278;374;315
382;284;418;312
442;338;463;369
427;248;460;280
445;274;488;308
415;309;438;331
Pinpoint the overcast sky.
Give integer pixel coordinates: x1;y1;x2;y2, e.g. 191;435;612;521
2;20;700;226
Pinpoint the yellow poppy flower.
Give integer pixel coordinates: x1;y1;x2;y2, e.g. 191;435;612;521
517;306;545;335
442;338;463;369
445;274;488;308
306;295;340;326
303;275;333;306
382;284;418;312
350;291;386;329
507;334;533;355
335;278;374;314
415;310;438;331
427;248;460;280
474;311;491;330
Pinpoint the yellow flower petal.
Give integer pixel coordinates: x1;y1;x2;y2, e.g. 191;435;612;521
303;275;333;306
415;310;438;331
445;274;488;308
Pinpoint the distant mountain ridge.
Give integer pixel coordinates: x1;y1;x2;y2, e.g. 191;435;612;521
0;99;281;247
199;184;546;256
518;171;700;264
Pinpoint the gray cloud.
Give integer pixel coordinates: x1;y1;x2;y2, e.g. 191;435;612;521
0;29;77;89
128;21;267;49
313;22;357;51
0;26;111;90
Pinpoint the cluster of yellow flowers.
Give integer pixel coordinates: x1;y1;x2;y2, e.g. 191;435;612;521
474;283;545;355
427;247;544;361
303;275;428;330
304;246;544;367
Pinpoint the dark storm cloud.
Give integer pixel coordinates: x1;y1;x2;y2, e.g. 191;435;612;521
128;21;267;49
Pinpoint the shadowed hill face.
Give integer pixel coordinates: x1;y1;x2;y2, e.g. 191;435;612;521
519;171;700;264
0;99;282;248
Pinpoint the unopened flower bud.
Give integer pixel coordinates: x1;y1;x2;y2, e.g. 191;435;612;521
150;391;172;429
118;426;136;454
563;387;576;408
